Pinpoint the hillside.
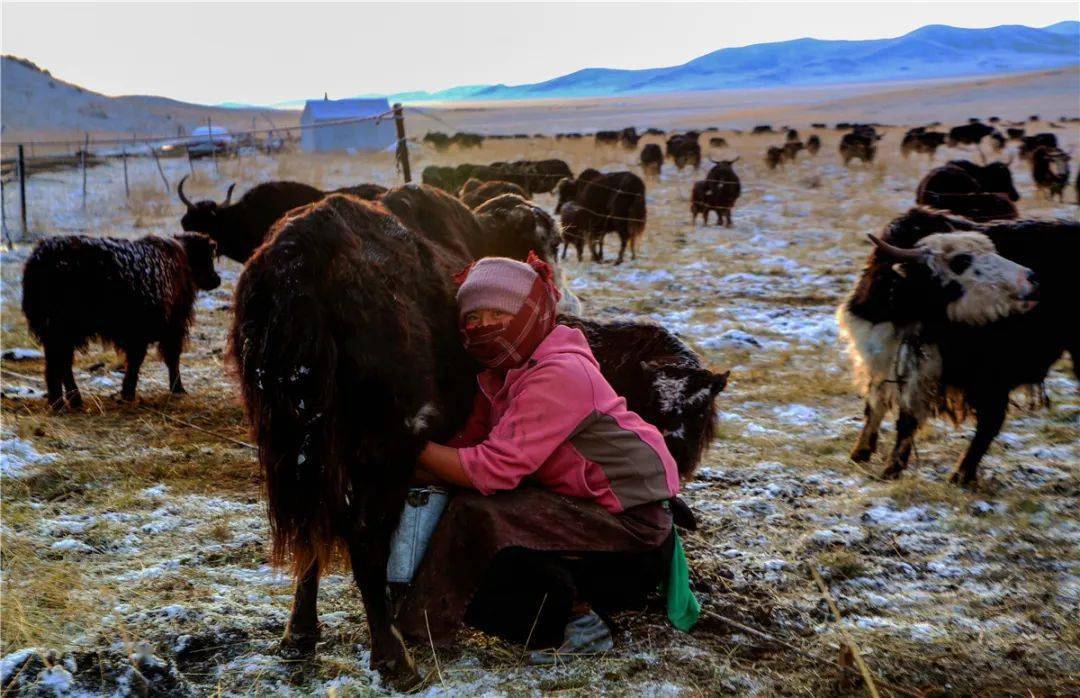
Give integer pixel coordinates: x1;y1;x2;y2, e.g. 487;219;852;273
380;22;1079;102
0;56;297;145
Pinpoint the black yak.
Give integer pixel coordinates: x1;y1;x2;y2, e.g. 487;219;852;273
1030;147;1071;201
915;160;1019;222
22;234;220;409
177;176;386;262
640;143;663;177
692;157;741;226
458;179;528;209
555;170;647;264
838;208;1075;486
839;131;876;165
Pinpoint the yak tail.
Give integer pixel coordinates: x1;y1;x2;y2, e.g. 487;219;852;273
230;268;351;575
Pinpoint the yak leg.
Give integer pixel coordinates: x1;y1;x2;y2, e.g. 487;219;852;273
61;347;83;409
120;342;147;402
950;393;1008;487
43;342;69;411
881;409;919;479
724;208;733;228
615;234;628;266
349;496;421;690
281;559;322;654
851;383;889;463
160;334;186;394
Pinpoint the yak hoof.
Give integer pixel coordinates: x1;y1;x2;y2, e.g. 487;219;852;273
170;385;187;396
948;470;978;489
375;653;424;693
66;394;84;410
880;463;905;480
850;446;874;463
279;624;321;658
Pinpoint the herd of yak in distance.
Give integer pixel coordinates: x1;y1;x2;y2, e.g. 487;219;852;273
12;114;1079;685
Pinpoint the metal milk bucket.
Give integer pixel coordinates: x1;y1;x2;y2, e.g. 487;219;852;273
387;487;449;584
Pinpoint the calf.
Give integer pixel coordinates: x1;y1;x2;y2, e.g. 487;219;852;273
838;208;1075;486
559;315;729;478
640;144;663;177
1030;146;1071;201
178;177;385;262
22;234;220;409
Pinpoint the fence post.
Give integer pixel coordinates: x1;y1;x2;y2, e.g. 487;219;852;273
1;180;12;250
121;147;130;198
393;103;411;183
18;144;28;237
150;143;170;193
81;132;89;209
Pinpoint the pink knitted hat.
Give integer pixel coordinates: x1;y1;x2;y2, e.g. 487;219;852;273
456;257;539;318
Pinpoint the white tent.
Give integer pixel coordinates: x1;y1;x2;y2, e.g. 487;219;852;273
299;97;395;152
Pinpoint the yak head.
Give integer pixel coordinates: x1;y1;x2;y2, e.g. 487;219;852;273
175;233;221;290
870;232;1038;325
177;175;238;251
641;360;730;478
978;162;1020;201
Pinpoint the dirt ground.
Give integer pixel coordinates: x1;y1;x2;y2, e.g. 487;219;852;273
1;119;1078;696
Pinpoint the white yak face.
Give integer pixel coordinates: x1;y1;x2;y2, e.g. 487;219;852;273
918;232;1038;325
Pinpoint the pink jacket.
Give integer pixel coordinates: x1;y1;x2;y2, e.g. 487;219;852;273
453;325;680;514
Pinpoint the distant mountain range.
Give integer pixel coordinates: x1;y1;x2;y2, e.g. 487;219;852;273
244;21;1078;107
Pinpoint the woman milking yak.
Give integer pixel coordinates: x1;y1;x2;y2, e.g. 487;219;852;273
393;254;700;663
232;192;715;687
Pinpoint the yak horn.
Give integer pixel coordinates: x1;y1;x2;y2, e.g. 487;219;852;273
222;183;236;207
867;234;927;263
177;175;194;209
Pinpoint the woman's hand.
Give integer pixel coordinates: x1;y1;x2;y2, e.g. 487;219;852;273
418;442;475;489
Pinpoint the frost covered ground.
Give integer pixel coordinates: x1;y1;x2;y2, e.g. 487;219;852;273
2;125;1079;696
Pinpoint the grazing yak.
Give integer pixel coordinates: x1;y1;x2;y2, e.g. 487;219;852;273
708;136;728;149
805;135;821;155
231;187;726;687
691;158;741;227
765;145;785;170
946;122;1000;147
915;160;1019;222
450;132;483;149
666;134;702;170
423;132;451;152
640;143;664;177
458;179;528;209
752;125;774;134
22;234;220;409
556;169;647;264
838;208;1076;486
901;128;947;158
1030;147;1071;201
595;130;620;147
177;176;386;262
839;131;877;165
781;141;804;162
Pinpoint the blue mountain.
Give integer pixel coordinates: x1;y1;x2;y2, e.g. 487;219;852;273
383;22;1080;103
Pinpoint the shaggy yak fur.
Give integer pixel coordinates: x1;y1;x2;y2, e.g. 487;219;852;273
839;131;876;165
901;128;947;158
915;160;1020;222
838;207;1076;486
177;176;387;262
231;185;727;685
666;135;702;170
1030;146;1071;201
554;169;647;264
458;179;528;209
22;233;220;409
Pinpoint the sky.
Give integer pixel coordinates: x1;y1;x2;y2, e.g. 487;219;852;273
3;1;1078;105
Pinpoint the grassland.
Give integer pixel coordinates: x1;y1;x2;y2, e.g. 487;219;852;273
1;122;1078;696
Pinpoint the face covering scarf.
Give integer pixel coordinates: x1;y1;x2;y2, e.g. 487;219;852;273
457;253;561;372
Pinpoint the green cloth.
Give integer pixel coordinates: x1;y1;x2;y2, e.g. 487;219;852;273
665;530;700;632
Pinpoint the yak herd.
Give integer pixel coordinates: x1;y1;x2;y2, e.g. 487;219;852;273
14;116;1079;687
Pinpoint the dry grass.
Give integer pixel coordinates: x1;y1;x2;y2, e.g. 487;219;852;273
1;117;1078;695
